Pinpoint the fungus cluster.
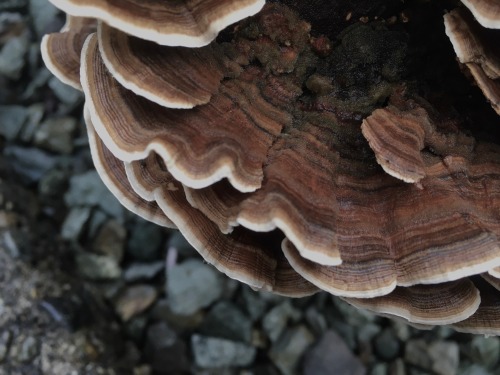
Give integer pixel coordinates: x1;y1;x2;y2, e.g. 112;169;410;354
42;0;500;334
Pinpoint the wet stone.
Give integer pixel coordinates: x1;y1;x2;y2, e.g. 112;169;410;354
76;251;121;280
115;285;158;322
0;105;28;141
144;322;189;373
124;261;164;282
60;206;91;241
34;117;77;154
262;300;302;342
92;219;126;262
269;325;314;375
303;330;365;375
191;334;256;368
167;259;223;316
0;32;28;79
199;301;252;343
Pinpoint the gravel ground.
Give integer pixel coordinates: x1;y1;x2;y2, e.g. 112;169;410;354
0;1;499;374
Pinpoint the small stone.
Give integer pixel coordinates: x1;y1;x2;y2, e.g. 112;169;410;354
144;322;189;372
167;259;223;315
305;307;328;336
303;330;365;375
374;328;400;361
150;299;204;332
92;219;126;262
0;33;28;79
0;105;28;141
125;316;148;342
357;323;381;344
34;117;77;154
38;169;67;199
76;251;121;280
29;0;59;37
87;209;107;238
4;146;57;184
127;219;164;260
371;363;388;375
19;103;44;142
240;285;267;322
262;300;302;342
428;341;459;375
269;325;314;375
191;334;256;368
124;261;164;282
405;339;432;370
0;330;11;362
115;285;158;321
60;206;91;240
391;320;411;342
469;336;499;369
17;336;39;362
390;358;406;375
459;364;490;375
199;301;253;343
48;76;83;105
65;170;124;218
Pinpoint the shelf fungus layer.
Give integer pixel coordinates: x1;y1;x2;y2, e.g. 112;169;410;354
43;0;500;334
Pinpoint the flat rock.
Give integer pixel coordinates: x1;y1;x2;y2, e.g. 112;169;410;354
92;219;126;262
144;322;189;373
191;334;256;368
75;251;121;280
115;285;157;321
4;146;56;184
199;301;252;343
262;300;301;342
34;117;77;154
123;261;164;282
60;207;91;241
166;259;223;316
0;106;28;141
405;340;459;375
303;330;366;375
373;328;400;361
269;325;314;375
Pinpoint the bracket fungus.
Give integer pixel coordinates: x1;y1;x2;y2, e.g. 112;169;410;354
42;0;500;334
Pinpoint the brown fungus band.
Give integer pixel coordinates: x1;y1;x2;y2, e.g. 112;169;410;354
42;0;500;333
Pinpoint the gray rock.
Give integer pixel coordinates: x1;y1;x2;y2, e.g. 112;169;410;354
4;146;57;183
48;76;83;105
241;286;267;322
38;169;68;199
262;300;301;342
34;117;77;154
391;320;411;342
199;301;252;343
459;364;490;375
357;323;381;345
269;325;314;375
167;259;223;315
125;316;148;342
0;105;28;141
150;299;204;332
303;330;365;375
469;336;499;369
405;340;459;375
145;322;189;373
371;363;388;375
16;336;38;362
29;0;59;37
65;171;124;218
60;206;91;240
92;219;126;262
0;32;28;79
115;285;157;321
390;358;406;375
428;341;459;375
333;297;377;326
127;220;164;260
191;334;256;368
331;321;357;351
76;251;121;280
0;1;27;11
305;307;328;336
0;330;11;362
18;103;44;143
87;209;107;238
124;261;164;282
374;328;400;361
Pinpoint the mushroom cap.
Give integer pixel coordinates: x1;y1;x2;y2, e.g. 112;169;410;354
49;0;265;47
461;0;500;29
41;16;96;90
444;8;500;115
97;21;225;108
